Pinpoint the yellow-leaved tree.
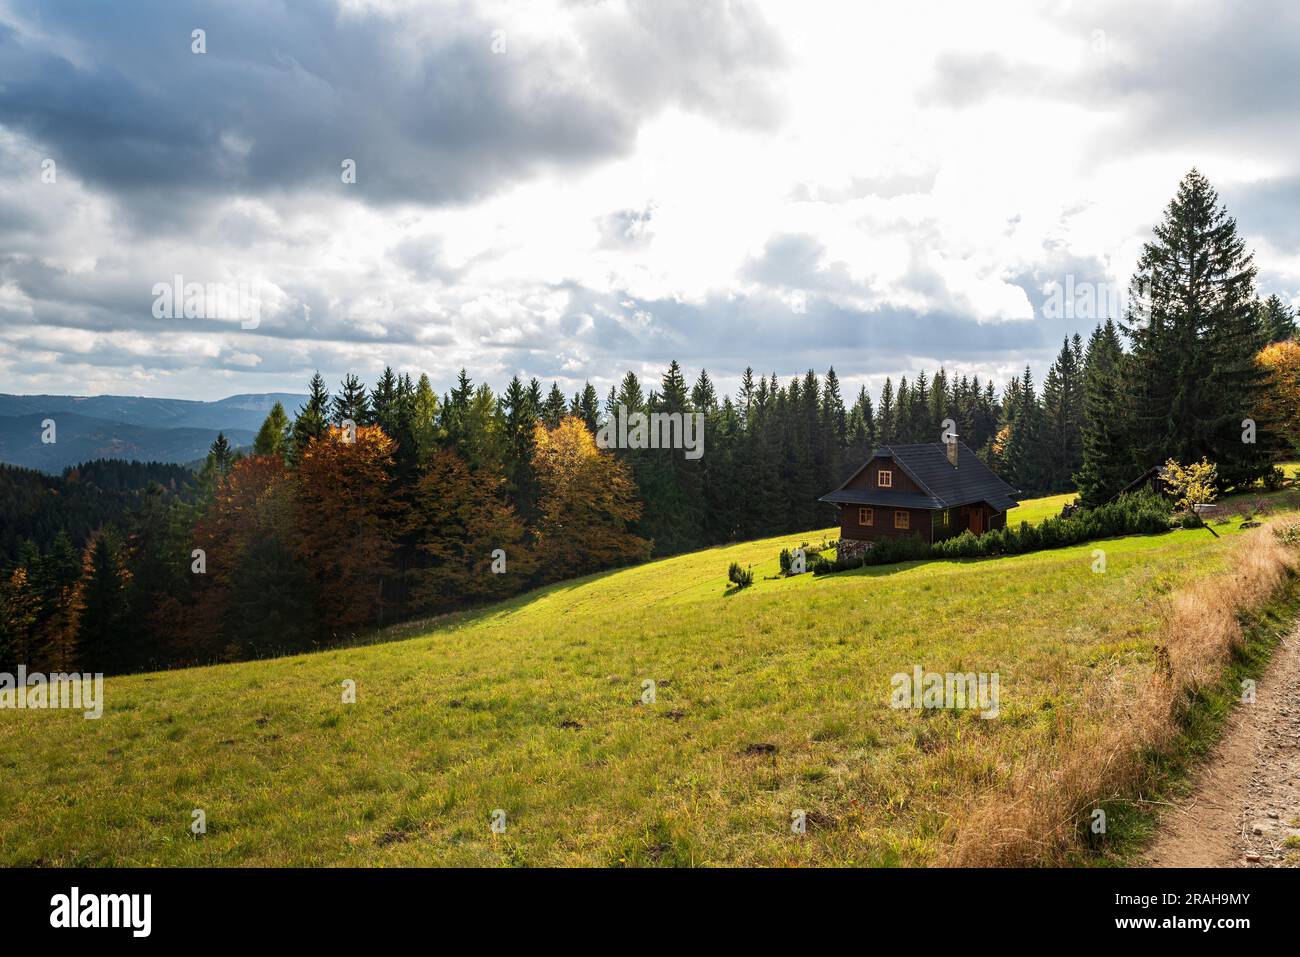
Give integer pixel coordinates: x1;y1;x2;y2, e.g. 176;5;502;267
1256;340;1300;451
532;417;650;579
1160;457;1218;513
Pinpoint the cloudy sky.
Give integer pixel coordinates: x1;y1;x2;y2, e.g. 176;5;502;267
2;0;1299;404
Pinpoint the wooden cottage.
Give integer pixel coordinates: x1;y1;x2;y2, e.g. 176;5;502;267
819;440;1020;559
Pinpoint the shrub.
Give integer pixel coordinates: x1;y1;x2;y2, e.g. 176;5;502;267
862;536;929;566
1161;457;1218;512
1273;520;1300;547
929;492;1174;561
778;544;816;576
727;561;753;588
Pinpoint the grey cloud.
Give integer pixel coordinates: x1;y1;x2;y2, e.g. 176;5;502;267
922;1;1300;184
390;235;463;283
0;0;786;221
921;52;1045;108
1223;177;1300;259
595;205;655;250
742;233;857;296
580;0;787;130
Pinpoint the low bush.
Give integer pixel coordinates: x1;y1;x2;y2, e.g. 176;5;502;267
862;535;930;566
727;561;753;588
778;543;816;576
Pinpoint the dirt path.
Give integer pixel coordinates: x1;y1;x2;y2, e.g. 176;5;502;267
1145;625;1300;867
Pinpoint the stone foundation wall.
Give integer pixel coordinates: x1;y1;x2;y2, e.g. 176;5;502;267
836;538;873;562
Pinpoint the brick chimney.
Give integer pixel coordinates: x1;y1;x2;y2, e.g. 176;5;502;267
946;434;959;468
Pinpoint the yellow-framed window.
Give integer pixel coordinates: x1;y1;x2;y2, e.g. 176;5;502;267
858;507;873;526
894;510;909;530
878;469;893;488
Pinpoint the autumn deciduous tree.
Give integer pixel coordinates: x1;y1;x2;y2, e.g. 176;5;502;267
1161;457;1218;513
0;567;38;671
1257;340;1300;454
294;426;401;634
406;449;530;609
532;417;649;578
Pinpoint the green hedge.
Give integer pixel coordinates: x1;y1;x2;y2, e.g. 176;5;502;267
930;491;1171;560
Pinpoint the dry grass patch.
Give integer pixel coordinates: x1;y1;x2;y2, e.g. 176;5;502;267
948;517;1300;865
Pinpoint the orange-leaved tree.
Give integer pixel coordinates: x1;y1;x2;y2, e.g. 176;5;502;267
405;449;531;610
294;425;401;635
1257;340;1300;452
531;416;649;579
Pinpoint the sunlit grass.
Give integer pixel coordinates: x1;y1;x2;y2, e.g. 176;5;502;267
0;496;1286;866
1007;492;1077;527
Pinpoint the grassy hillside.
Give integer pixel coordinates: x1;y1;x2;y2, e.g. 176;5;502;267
1007;492;1075;526
0;498;1284;866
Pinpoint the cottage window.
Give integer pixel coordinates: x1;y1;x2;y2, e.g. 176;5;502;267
878;469;893;488
943;509;950;526
858;507;873;526
894;510;909;530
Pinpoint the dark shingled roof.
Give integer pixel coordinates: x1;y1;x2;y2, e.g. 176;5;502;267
819;442;1020;513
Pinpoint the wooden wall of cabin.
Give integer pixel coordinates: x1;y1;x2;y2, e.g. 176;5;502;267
840;504;933;544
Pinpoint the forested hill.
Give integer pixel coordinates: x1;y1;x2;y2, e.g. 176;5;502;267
0;460;198;566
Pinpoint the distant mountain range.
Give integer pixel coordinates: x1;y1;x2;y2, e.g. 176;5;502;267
0;393;306;473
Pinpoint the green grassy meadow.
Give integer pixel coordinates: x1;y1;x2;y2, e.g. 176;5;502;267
0;495;1287;866
1007;492;1076;526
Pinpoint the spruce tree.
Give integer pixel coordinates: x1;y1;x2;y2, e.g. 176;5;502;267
690;369;718;411
331;373;371;427
370;366;400;435
1035;339;1084;492
205;433;235;482
738;367;756;421
579;382;601;431
878;378;895;444
290;372;331;460
442;369;475;449
1000;368;1040;491
77;530;129;673
911;370;931;441
502;375;540;520
616;371;645;412
820;367;847;499
1123;169;1273;489
542;382;567;428
1076;320;1132;505
1257;294;1297;344
930;367;949;434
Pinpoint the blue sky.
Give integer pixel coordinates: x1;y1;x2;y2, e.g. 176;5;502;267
2;0;1299;402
